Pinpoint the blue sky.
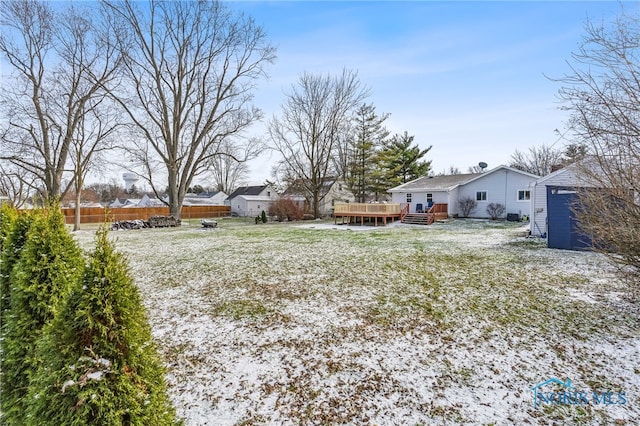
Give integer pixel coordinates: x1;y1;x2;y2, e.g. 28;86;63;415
237;0;634;183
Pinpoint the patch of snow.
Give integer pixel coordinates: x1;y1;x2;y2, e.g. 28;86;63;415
71;220;640;424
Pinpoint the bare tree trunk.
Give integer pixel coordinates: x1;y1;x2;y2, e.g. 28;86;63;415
74;179;82;232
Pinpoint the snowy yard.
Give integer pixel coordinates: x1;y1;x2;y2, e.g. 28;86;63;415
73;219;639;425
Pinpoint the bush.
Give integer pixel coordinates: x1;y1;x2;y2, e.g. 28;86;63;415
1;205;84;423
26;227;178;425
268;197;304;222
457;196;477;218
261;210;267;224
486;202;506;220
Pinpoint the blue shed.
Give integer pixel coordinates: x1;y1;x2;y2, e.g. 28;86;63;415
546;186;592;250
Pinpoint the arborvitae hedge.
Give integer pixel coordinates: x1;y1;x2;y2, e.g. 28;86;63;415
0;207;32;326
0;203;17;252
0;204;19;324
26;228;178;425
0;206;84;424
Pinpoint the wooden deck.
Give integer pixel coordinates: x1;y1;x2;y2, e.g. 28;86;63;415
403;204;448;225
333;203;448;226
333;203;406;226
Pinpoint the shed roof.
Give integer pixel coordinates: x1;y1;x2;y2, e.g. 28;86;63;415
227;185;268;199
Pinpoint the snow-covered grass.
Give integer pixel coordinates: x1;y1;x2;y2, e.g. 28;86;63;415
73;219;640;425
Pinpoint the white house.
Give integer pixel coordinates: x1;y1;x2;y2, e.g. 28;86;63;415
282;178;355;216
388;165;539;219
182;191;227;206
226;185;278;217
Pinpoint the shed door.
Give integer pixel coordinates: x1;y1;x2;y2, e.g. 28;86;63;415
546;187;592;251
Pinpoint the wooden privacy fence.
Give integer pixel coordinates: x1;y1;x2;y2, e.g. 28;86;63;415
61;205;231;224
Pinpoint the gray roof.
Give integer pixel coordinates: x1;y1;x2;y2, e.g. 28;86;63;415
227;185;268;199
391;173;481;192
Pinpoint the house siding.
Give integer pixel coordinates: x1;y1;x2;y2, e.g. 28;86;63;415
320;181;355;216
448;187;459;216
228;186;277;216
391;190;447;213
456;169;535;219
387;166;538;219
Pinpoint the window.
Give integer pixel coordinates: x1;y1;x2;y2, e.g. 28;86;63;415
426;193;433;203
267;191;271;197
406;193;412;203
517;190;531;201
338;184;343;191
476;191;487;201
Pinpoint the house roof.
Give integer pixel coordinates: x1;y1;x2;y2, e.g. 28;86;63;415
196;191;224;198
236;195;274;202
388;165;539;193
227;185;268;199
388;173;480;192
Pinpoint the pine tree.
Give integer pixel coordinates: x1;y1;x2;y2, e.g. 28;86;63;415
344;103;390;202
26;227;178;425
376;131;432;187
1;205;84;424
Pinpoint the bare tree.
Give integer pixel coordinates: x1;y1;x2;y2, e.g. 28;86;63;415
509;145;563;176
0;161;37;208
103;0;275;220
467;165;485;174
269;69;368;217
0;1;122;200
206;139;257;195
556;8;640;286
69;104;121;230
444;166;463;175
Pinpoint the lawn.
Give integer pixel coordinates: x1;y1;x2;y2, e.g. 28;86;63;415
73;219;639;425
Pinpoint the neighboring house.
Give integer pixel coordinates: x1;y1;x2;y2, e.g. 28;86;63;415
529;164;596;250
122;198;142;207
109;198;126;208
114;194;165;208
181;191;227;206
388;165;539;219
136;194;165;207
226;185;278;217
282;178;355;216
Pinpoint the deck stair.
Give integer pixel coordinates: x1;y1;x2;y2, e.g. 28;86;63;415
402;213;431;225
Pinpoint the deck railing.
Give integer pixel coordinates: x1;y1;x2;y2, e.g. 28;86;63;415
333;203;401;214
400;203;409;221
